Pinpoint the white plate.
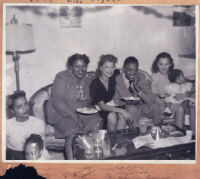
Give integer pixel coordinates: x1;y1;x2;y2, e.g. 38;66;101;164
76;107;98;114
120;96;141;101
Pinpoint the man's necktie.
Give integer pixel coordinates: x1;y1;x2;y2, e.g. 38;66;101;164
129;81;136;96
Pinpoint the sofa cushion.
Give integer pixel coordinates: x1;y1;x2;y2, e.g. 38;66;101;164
45;136;65;151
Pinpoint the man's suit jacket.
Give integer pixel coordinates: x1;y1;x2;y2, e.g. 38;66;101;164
114;72;155;106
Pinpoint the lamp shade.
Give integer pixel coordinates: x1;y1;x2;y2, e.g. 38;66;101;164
6;23;35;53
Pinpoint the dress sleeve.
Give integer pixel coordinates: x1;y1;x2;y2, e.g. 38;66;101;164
51;74;74;117
90;79;104;105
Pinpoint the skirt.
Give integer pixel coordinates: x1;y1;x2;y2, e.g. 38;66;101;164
54;113;102;138
99;106;125;129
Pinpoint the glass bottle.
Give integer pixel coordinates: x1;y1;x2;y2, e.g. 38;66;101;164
94;145;103;160
103;136;111;158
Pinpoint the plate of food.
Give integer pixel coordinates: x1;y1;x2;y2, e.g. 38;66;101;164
160;125;184;137
161;125;176;132
120;96;141;101
76;107;98;114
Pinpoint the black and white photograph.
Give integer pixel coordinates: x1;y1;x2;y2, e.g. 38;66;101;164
3;4;197;162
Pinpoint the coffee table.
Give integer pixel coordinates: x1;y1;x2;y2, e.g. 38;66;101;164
72;126;195;160
106;142;195;160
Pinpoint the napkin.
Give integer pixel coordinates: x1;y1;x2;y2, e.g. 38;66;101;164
132;135;195;149
132;135;154;149
146;136;194;149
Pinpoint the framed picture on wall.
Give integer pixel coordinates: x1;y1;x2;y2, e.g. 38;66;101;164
60;6;82;28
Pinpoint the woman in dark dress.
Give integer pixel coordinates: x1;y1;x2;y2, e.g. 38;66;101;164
90;54;132;131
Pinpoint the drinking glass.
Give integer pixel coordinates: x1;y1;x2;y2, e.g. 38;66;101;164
103;136;111;158
93;132;101;147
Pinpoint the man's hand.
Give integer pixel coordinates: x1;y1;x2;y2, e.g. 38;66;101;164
133;78;141;93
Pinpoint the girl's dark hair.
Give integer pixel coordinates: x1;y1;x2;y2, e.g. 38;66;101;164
151;52;174;73
168;69;183;83
96;54;118;77
66;53;90;68
24;134;44;151
8;90;26;110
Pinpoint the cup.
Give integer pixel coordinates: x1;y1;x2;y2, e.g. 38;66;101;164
102;137;111;158
139;119;148;133
93;132;101;146
94;146;104;160
99;130;107;141
155;127;161;140
150;126;157;140
186;130;193;140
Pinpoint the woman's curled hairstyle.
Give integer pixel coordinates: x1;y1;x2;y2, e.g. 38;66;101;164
67;53;90;68
151;52;174;73
96;54;118;77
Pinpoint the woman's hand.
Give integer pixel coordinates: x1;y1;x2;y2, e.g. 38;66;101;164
70;112;79;121
69;113;84;130
174;93;186;101
133;78;141;93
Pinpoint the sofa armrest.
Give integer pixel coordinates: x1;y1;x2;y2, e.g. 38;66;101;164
29;84;52;122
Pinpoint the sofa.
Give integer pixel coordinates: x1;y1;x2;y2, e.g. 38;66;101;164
28;69;153;152
28;70;196;154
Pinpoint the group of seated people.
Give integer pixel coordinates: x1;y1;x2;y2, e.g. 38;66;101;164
6;52;196;160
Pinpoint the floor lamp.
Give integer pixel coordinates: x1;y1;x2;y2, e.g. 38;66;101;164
6;15;35;91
